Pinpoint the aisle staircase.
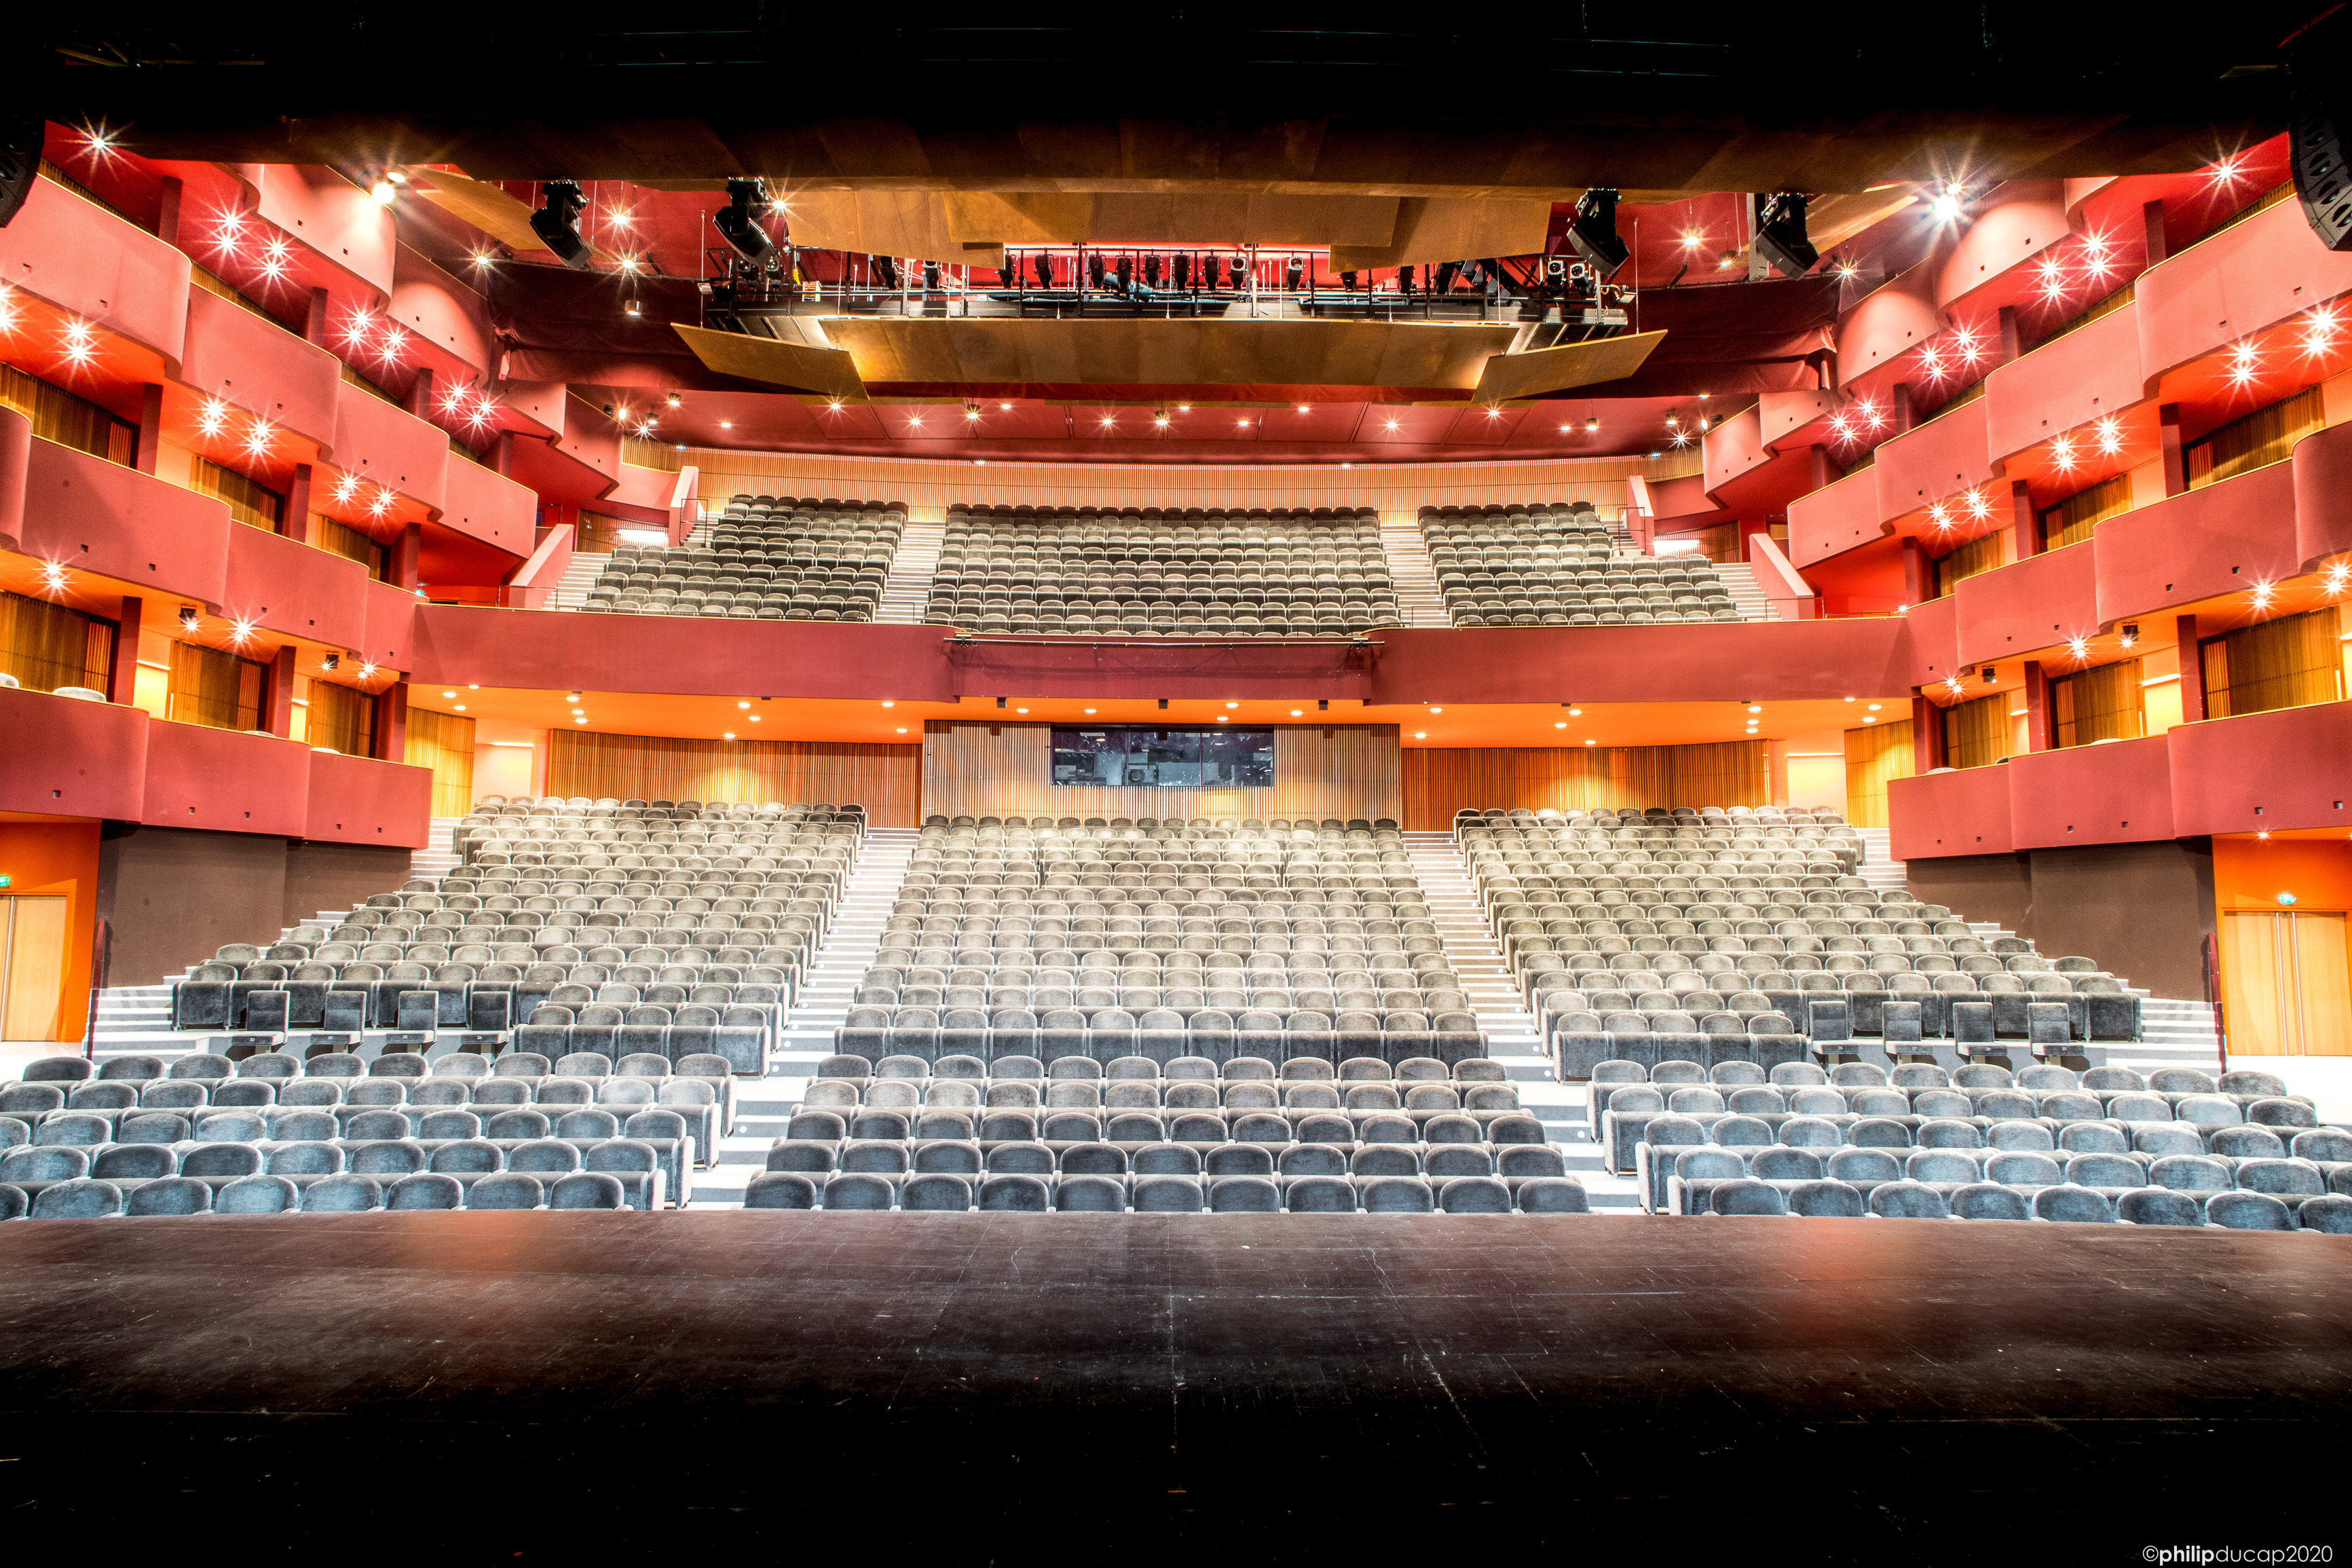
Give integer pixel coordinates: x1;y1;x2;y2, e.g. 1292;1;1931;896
547;549;611;611
1404;832;1639;1208
690;827;918;1204
875;521;944;624
1376;520;1451;627
1711;561;1777;622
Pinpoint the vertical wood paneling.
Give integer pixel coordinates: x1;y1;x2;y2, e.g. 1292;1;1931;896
1401;742;1772;828
547;732;923;825
1843;721;1916;829
921;721;1402;821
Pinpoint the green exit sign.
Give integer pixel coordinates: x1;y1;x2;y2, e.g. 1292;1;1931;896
0;876;10;888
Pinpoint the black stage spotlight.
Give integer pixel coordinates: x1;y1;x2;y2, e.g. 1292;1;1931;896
529;181;592;268
1565;187;1628;274
1144;253;1163;288
872;255;899;289
1434;261;1461;293
1397;264;1415;295
1227;256;1248;291
714;179;775;265
1753;193;1821;278
1034;251;1053;288
1172;253;1191;290
924;261;941;292
1284;256;1304;291
1088;253;1107;290
1340;270;1359;291
0;117;41;228
1114;254;1132;292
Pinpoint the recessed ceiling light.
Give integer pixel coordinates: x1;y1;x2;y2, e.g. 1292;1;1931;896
1218;716;1229;722
1017;707;1029;713
1226;701;1238;709
896;727;908;734
1568;707;1583;716
880;700;895;707
1084;707;1097;713
1414;730;1427;739
1291;709;1303;715
1867;703;1883;711
1554;722;1566;729
723;732;736;740
1584;738;1596;745
737;701;750;709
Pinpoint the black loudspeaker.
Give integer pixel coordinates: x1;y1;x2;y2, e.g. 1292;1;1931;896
529;181;592;268
1172;253;1191;290
1144;253;1163;288
0;117;43;229
1565;187;1628;274
872;255;899;289
1340;270;1359;290
1753;193;1821;278
1034;251;1053;288
923;261;941;291
713;179;775;265
1114;254;1132;291
2292;83;2352;250
1087;253;1106;289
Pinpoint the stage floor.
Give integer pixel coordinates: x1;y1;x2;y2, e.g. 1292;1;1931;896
1;1212;2346;1553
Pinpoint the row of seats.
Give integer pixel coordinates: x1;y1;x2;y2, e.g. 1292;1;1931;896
836;1007;1484;1066
739;1170;1590;1213
1418;502;1749;627
0;1135;677;1208
1671;1175;2352;1230
0;1170;648;1218
926;506;1393;636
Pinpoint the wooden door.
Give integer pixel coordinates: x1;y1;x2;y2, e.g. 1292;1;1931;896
0;897;69;1041
2222;910;2352;1056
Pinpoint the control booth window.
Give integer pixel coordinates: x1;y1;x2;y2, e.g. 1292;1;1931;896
1051;727;1275;788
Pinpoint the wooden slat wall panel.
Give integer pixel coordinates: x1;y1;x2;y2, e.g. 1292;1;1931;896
1401;742;1771;829
547;732;923;825
922;722;1402;822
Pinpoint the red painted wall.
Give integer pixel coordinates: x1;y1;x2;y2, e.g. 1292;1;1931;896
303;750;434;846
1983;303;2146;464
1934;183;2071;311
359;579;423;670
1836;259;1943;382
224;522;377;652
2091;460;2298;627
2004;734;2177;846
436;453;536;559
1872;395;1996;518
22;438;234;608
2291;416;2352;573
1897;595;1962;690
0;176;189;362
388;246;496;380
1787;466;1886;568
141;722;314;837
179;287;343;454
1952;540;2099;667
0;687;149;820
1888;766;2017;859
241;165;396;301
2137;198;2352;384
0;406;26;556
2168;701;2352;838
330;380;448;515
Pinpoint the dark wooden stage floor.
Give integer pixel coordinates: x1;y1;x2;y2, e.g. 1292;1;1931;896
1;1213;2346;1554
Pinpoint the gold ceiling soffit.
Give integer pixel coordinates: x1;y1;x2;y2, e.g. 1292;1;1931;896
1471;330;1666;403
403;167;618;260
816;317;1518;391
1327;198;1555;272
672;322;868;400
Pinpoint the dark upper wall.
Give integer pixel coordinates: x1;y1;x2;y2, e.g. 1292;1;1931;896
97;825;414;985
1903;839;2214;1001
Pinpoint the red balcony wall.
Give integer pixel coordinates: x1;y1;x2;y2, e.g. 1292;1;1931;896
331;381;448;514
359;580;424;670
1837;259;1943;381
1897;594;1961;690
2167;701;2352;838
0;407;27;555
241;166;398;300
389;247;496;379
1702;405;1771;497
223;523;375;651
2003;736;2176;848
141;722;313;837
1787;467;1884;568
1872;396;1996;516
1983;303;2146;463
1369;620;1915;704
1888;767;2015;859
303;751;434;847
1935;183;2070;311
1952;541;2099;667
0;686;149;820
2291;416;2352;571
2137;198;2352;382
436;454;536;557
21;439;233;608
178;288;343;453
0;177;189;362
2091;461;2298;626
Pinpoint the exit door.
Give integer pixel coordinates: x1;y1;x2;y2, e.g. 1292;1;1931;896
0;896;69;1041
2221;910;2352;1056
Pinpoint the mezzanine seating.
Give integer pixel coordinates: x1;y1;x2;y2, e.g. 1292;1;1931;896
923;505;1396;637
1421;502;1743;627
580;496;903;620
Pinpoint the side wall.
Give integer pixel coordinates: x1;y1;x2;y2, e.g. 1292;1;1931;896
921;722;1402;823
1903;840;2216;1000
1398;742;1772;830
0;819;104;1043
96;827;414;986
544;734;924;827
